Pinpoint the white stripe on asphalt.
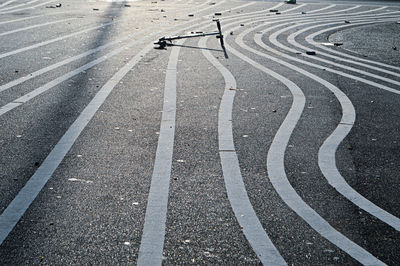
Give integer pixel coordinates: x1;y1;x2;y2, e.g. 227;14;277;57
261;17;400;95
0;42;154;246
0;13;69;26
290;16;400;77
307;4;336;14
0;31;154;116
284;20;400;86
200;35;286;266
137;40;182;266
0;0;18;9
0;28;150;94
231;15;386;264
0;18;77;37
0;0;42;11
305;22;400;72
0;0;56;14
0;20;118;60
250;15;400;230
0;0;273;249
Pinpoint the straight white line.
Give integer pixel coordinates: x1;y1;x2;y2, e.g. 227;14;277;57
0;0;55;14
0;30;154;116
0;12;73;26
137;40;182;266
200;36;286;265
0;0;18;9
0;42;154;246
0;0;41;11
0;20;118;60
0;0;256;248
0;18;76;37
0;28;149;94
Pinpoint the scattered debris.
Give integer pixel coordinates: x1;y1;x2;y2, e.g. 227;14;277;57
306;51;316;55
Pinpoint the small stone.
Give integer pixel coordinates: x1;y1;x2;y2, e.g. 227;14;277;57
306;51;316;55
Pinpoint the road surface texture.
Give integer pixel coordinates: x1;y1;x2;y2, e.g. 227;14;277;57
0;0;399;264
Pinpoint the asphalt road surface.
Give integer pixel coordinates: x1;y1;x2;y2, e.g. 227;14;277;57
0;0;399;264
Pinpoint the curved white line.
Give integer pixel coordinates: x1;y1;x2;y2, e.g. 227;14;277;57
223;21;385;264
285;20;400;85
250;17;400;230
306;22;400;71
290;18;400;77
200;36;286;266
307;4;336;14
266;20;400;95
